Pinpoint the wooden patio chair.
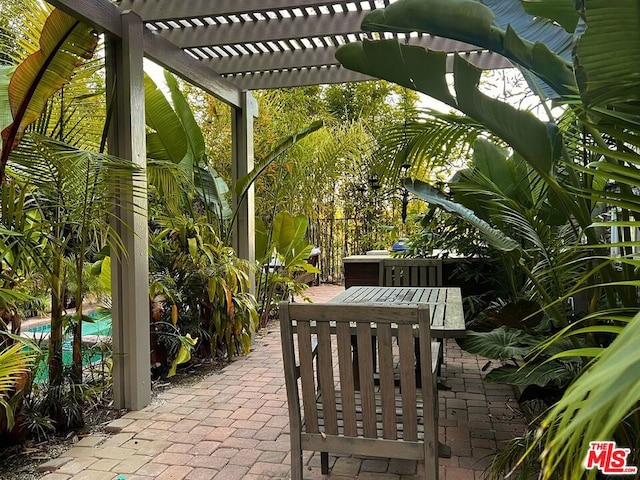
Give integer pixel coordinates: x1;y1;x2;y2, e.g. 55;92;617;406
280;301;440;479
379;258;443;287
379;258;445;374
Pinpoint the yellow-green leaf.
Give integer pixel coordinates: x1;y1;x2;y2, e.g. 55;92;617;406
0;9;97;175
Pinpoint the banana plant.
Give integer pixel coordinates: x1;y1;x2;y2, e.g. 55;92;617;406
144;72;324;240
0;7;98;183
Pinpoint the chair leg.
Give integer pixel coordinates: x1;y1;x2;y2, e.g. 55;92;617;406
291;451;303;480
290;436;303;480
321;452;329;474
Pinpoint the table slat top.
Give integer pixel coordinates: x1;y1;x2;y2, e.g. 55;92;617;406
329;286;465;338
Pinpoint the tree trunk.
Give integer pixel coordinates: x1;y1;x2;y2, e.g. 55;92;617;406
71;254;84;384
48;247;65;426
71;300;82;384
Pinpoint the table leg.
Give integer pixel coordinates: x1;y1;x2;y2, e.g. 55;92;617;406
438;441;452;458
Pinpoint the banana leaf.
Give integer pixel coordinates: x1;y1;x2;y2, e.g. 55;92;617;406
575;0;640;108
0;66;14;136
359;0;575;98
337;41;561;175
194;165;232;220
144;74;188;164
0;9;98;178
521;0;580;33
164;71;206;163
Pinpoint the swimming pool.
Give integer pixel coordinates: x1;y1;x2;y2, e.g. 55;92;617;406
24;310;112;382
25;310;112;338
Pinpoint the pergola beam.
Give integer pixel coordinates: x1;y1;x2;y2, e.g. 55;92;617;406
118;0;347;21
159;10;367;48
206;46;343;74
48;0;243;108
224;51;512;90
227;66;372;90
206;37;510;75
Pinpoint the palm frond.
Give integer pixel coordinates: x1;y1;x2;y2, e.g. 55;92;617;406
537;312;640;479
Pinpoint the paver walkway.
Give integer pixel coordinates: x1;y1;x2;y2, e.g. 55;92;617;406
38;285;528;480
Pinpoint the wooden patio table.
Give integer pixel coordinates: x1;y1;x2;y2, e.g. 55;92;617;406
327;286;466;339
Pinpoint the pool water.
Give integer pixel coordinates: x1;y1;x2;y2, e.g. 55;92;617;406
25;311;112;382
26;312;112;338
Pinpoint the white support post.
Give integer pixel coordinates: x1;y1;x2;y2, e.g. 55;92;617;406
105;11;151;410
232;91;258;292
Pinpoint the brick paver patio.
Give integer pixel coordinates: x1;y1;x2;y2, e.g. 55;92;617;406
38;285;528;480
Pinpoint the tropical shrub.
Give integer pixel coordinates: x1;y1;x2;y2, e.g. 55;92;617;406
0;335;37;434
149;214;258;364
255;211;320;327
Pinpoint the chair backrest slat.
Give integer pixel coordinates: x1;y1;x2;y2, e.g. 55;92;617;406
377;323;397;440
379;259;443;287
296;320;319;433
356;322;377;438
317;321;338;435
336;321;357;436
398;323;418;441
281;302;433;445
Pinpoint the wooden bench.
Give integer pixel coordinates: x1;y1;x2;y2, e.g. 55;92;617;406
280;302;440;479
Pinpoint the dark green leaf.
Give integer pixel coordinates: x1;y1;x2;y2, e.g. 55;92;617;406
144;74;188;163
404;178;521;252
521;0;580;33
459;326;544;360
484;362;575;387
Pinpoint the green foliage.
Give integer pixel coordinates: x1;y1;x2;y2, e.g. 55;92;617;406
337;1;640;478
234;120;324;201
360;0;575;97
323;81;416;131
521;0;580;34
375;109;488;183
144;73;188;164
574;0;640;107
167;332;197;378
484;363;575;388
536;312;640;479
459;327;543;360
149;214;258;363
404;178;520;252
0;8;98;180
0;335;37;430
255;212;319;326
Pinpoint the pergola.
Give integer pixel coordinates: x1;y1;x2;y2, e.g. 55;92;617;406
47;0;511;411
